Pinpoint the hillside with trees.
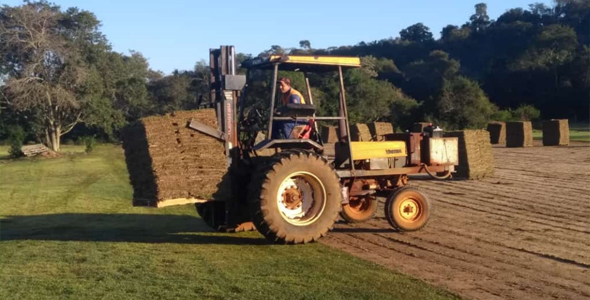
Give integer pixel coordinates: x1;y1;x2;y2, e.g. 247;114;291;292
1;1;588;150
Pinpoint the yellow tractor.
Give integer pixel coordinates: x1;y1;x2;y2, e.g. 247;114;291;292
133;46;459;244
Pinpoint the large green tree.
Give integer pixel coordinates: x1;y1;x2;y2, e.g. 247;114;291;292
399;23;434;43
1;2;90;151
401;50;460;107
437;77;496;129
310;1;589;121
82;50;152;139
1;2;155;145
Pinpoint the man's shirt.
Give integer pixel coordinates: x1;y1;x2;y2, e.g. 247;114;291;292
281;88;306;105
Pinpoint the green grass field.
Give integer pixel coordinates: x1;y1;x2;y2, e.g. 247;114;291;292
0;145;459;300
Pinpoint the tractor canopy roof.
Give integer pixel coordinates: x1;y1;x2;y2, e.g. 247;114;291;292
241;55;361;72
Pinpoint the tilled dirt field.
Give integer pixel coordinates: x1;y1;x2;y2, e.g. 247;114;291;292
321;141;590;300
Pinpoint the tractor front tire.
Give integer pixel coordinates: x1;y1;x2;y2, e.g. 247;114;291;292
249;150;341;244
385;187;431;231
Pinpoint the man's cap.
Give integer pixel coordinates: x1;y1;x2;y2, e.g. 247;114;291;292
277;77;291;85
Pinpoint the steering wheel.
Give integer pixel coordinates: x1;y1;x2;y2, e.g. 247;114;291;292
239;107;270;145
244;107;268;128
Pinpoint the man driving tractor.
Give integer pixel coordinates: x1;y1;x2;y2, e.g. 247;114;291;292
278;77;305;105
272;77;310;139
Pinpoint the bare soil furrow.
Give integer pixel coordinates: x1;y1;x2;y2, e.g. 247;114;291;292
434;198;590;234
374;232;590;296
493;166;588;178
415;178;590;213
487;170;589;190
418;182;590;222
321;145;590;300
490;170;590;192
432;225;590;278
417;183;590;230
412;177;590;209
430;217;590;269
431;203;590;244
432;208;590;252
355;219;589;287
325;229;587;300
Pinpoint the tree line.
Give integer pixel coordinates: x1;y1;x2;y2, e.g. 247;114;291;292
1;1;588;152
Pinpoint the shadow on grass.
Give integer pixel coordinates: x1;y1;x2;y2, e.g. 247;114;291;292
0;213;269;245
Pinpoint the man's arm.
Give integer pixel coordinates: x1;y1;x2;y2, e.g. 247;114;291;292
289;94;302;104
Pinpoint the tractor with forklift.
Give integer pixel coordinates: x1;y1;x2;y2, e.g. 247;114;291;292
180;46;458;243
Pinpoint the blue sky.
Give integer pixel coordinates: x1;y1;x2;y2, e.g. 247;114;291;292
5;0;553;74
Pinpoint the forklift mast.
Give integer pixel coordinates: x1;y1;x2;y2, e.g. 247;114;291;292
208;46;246;166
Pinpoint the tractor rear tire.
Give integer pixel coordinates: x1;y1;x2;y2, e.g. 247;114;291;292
340;195;378;223
249;150;342;244
385;187;431;231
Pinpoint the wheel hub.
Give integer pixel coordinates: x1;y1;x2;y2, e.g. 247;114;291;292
276;173;326;226
282;186;303;210
399;198;419;220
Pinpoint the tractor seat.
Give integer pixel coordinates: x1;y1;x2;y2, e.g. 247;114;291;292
276;103;316;118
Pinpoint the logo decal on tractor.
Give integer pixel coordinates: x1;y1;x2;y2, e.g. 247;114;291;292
386;149;402;154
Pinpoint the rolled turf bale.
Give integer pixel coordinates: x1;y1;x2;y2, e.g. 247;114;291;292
542;119;569;146
350;124;372;141
486;121;506;145
368;122;394;141
444;130;494;180
412;122;430;133
320;125;339;143
121;109;227;206
506;121;533;147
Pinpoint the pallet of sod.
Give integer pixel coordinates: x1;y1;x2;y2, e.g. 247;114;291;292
121;109;227;207
444;130;494;180
542;119;569;146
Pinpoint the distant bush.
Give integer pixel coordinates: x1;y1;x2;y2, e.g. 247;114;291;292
490;105;541;123
490;109;513;122
8;140;23;158
82;136;96;154
7;126;25;158
512;105;540;121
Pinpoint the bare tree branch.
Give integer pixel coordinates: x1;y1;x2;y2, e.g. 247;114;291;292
60;112;82;136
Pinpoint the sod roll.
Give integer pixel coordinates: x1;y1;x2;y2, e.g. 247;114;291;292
487;121;506;145
444;130;494;180
351;124;372;141
368;122;394;141
121;109;227;206
320;125;339;143
542;119;569;146
413;122;430;133
506;121;533;147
